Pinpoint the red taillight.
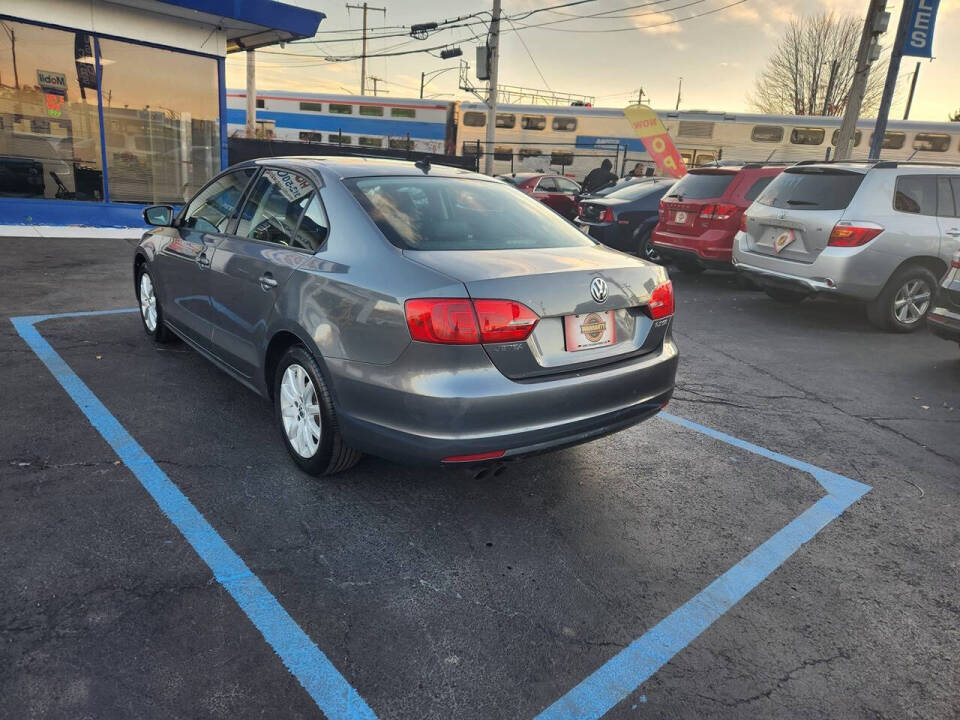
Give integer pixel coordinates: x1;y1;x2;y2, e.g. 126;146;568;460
577;203;584;218
599;207;615;223
952;250;960;269
473;299;539;343
699;203;739;222
739;214;748;233
828;222;884;247
405;298;539;344
648;281;674;320
442;450;506;463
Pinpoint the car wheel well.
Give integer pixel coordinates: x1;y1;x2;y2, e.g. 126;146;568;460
264;331;307;400
133;253;147;292
893;256;948;285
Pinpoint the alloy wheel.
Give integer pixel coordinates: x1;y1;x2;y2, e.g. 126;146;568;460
139;272;158;332
280;363;322;458
893;279;931;325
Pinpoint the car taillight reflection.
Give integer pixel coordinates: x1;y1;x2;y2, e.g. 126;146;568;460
405;298;539;344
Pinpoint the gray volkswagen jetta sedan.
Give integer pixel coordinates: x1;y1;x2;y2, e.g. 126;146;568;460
134;157;678;475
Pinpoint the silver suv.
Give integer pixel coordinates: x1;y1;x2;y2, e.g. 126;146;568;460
733;161;960;332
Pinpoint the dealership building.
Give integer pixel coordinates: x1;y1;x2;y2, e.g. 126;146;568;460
0;0;323;233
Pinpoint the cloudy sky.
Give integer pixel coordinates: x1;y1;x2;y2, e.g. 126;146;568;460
227;0;960;122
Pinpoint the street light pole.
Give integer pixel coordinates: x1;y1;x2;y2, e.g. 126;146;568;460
869;0;915;160
483;0;501;176
245;50;256;138
903;61;921;120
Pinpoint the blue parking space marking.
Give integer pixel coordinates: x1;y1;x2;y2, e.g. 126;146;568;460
11;310;377;720
535;412;871;720
12;309;871;720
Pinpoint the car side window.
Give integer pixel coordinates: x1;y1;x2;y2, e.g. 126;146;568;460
556;177;580;194
894;175;937;216
537;177;558;192
181;168;256;233
294;194;330;252
236;169;315;247
937;176;957;218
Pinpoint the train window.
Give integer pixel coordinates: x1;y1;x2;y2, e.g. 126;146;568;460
870;131;906;150
389;138;414;150
750;125;784;143
298;131;324;142
329;103;352;115
494;146;513;160
359;105;384;117
518;148;543;159
551;151;574;166
463;111;486;127
552;117;577;132
359;136;384;147
913;133;951;152
790;127;825;145
831;129;862;147
462;141;480;155
256;98;265;109
330;134;352;144
391;108;416;118
678;121;714;138
495;114;515;129
300;102;323;112
521;115;547;131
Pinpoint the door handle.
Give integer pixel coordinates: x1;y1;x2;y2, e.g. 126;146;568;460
259;273;278;291
196;252;211;268
946;228;960;237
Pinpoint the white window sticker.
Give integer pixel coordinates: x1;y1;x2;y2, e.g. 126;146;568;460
264;169;313;202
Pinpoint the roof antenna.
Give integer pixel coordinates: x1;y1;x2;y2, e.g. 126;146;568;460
414;157;431;173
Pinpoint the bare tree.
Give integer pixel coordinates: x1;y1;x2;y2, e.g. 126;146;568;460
750;12;886;117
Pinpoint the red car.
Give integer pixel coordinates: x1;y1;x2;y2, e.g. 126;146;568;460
650;163;786;273
497;173;582;220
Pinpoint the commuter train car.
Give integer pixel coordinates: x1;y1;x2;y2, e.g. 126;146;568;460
228;91;960;180
226;90;455;154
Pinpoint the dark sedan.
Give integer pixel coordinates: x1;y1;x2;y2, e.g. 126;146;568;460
577;178;676;262
135;157;678;475
928;249;960;350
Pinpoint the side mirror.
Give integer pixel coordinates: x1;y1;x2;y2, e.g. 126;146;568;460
143;204;175;227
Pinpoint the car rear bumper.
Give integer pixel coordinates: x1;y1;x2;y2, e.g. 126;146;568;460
651;227;735;266
732;232;888;300
328;338;679;465
928;306;960;343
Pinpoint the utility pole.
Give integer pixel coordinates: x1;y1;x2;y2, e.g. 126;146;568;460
420;71;425;99
869;0;915;159
483;0;501;176
637;88;645;105
675;77;682;110
245;50;256;138
367;76;387;96
821;59;839;116
835;0;889;160
347;2;386;96
903;61;921;120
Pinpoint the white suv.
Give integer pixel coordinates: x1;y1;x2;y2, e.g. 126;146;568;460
733;161;960;332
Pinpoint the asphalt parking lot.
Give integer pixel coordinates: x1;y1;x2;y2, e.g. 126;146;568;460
2;236;958;719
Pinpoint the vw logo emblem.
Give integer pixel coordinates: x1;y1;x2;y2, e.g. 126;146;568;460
590;277;608;303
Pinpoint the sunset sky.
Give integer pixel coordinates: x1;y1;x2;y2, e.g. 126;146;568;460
226;0;959;122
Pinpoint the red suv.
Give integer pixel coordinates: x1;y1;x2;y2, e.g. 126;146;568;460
651;164;786;272
497;173;582;220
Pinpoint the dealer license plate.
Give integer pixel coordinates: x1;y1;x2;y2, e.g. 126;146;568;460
773;228;796;253
564;310;616;351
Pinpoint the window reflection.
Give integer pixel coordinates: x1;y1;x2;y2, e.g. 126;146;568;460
99;39;219;204
0;21;104;200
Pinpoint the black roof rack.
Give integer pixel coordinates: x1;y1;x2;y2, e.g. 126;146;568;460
872;160;960;169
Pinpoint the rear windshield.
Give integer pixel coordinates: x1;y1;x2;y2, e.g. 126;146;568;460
607;180;673;201
756;169;865;211
663;172;735;200
346;176;594;251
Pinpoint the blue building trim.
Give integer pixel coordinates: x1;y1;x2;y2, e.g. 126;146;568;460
227;109;448;141
0;198;149;229
156;0;325;39
218;57;229;171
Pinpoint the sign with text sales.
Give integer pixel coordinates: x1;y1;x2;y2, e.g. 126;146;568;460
902;0;940;57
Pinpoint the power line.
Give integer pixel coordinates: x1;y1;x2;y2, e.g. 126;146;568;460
503;16;551;90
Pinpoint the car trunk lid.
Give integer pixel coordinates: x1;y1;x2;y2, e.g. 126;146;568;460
404;246;669;380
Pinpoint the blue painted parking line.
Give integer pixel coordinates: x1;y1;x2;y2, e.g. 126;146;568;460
11;310;377;720
13;309;872;720
536;412;871;720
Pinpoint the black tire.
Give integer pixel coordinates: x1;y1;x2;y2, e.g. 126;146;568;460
764;287;809;304
273;345;362;476
636;229;662;264
135;264;173;343
675;260;705;274
866;264;938;333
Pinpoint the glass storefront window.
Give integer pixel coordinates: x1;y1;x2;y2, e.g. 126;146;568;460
0;20;104;200
99;39;220;204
